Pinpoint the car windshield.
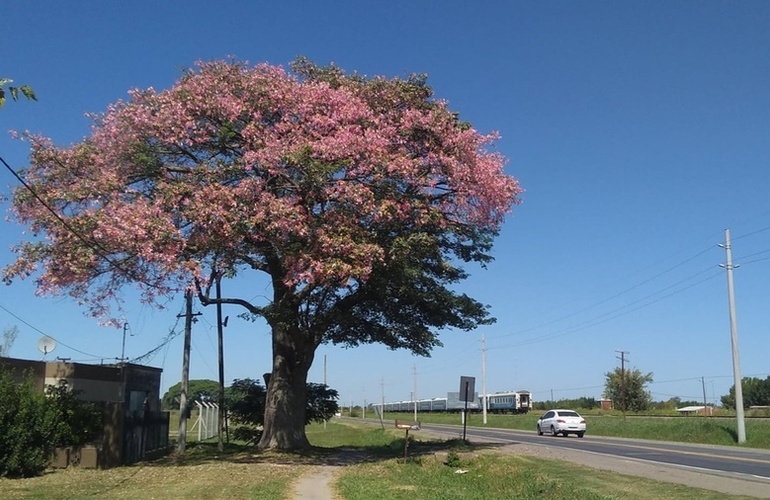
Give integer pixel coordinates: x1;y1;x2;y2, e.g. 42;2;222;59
557;411;580;417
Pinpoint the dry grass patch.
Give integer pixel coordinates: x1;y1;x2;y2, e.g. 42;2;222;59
0;447;305;499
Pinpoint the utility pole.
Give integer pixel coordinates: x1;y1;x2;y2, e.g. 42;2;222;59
701;376;708;413
720;228;746;443
120;322;131;365
413;364;418;421
119;322;131;416
615;350;629;421
481;333;488;425
379;377;385;429
323;355;327;429
215;271;226;452
177;289;201;453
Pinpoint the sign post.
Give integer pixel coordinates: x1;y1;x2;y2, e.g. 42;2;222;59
394;420;421;460
459;376;475;442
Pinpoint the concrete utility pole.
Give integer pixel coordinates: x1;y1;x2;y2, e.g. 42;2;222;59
720;228;746;443
379;377;385;429
481;333;488;425
177;289;201;453
323;355;327;429
615;350;629;421
177;290;193;453
413;364;418;421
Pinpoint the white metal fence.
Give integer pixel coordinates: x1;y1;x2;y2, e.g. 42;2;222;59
190;401;219;441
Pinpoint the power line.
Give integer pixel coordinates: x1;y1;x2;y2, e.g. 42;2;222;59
731;224;770;241
490;267;722;350
129;305;185;364
0;301;111;359
490;244;718;342
0;153;162;290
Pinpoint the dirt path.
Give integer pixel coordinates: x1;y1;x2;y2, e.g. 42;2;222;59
290;448;376;499
292;465;338;500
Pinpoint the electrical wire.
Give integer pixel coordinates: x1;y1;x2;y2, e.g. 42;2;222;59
0;301;111;359
490;244;719;342
0;153;162;289
490;267;723;350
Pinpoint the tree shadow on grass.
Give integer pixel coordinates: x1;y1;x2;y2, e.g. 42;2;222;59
138;435;512;468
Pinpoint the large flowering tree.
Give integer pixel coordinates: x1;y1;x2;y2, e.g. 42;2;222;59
4;59;521;450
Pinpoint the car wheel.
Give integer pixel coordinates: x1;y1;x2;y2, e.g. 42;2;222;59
537;424;543;436
550;425;558;437
577;432;585;438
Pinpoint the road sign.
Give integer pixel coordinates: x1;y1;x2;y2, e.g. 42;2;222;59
459;376;476;402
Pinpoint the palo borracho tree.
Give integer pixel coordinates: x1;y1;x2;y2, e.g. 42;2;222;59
3;58;521;450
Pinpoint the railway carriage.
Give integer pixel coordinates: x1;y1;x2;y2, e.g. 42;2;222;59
482;390;532;414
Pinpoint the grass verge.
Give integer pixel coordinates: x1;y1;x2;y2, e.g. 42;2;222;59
323;421;757;499
0;420;761;499
380;411;770;448
335;451;755;500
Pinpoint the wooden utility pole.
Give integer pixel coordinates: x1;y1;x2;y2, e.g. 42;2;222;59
215;272;226;452
615;350;629;421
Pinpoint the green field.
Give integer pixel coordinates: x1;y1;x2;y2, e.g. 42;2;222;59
379;411;770;448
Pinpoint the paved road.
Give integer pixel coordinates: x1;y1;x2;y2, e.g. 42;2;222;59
419;421;770;483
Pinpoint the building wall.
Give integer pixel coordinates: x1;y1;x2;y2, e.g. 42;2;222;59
1;356;162;407
1;356;46;391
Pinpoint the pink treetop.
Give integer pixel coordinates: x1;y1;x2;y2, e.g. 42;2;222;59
5;60;521;325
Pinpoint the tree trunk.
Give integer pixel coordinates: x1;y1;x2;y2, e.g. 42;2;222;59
258;322;316;450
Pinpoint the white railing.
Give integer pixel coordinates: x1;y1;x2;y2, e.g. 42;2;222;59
191;401;219;441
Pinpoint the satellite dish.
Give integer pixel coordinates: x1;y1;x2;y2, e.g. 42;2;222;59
37;336;57;355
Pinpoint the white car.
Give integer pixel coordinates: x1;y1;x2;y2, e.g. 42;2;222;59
536;409;586;438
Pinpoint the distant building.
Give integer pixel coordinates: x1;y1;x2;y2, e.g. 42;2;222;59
676;405;713;416
599;398;613;410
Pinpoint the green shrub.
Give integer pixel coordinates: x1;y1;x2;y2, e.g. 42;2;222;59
444;450;462;467
0;369;53;477
0;368;103;477
44;379;103;448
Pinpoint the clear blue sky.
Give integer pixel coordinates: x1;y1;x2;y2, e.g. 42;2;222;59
2;2;769;408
